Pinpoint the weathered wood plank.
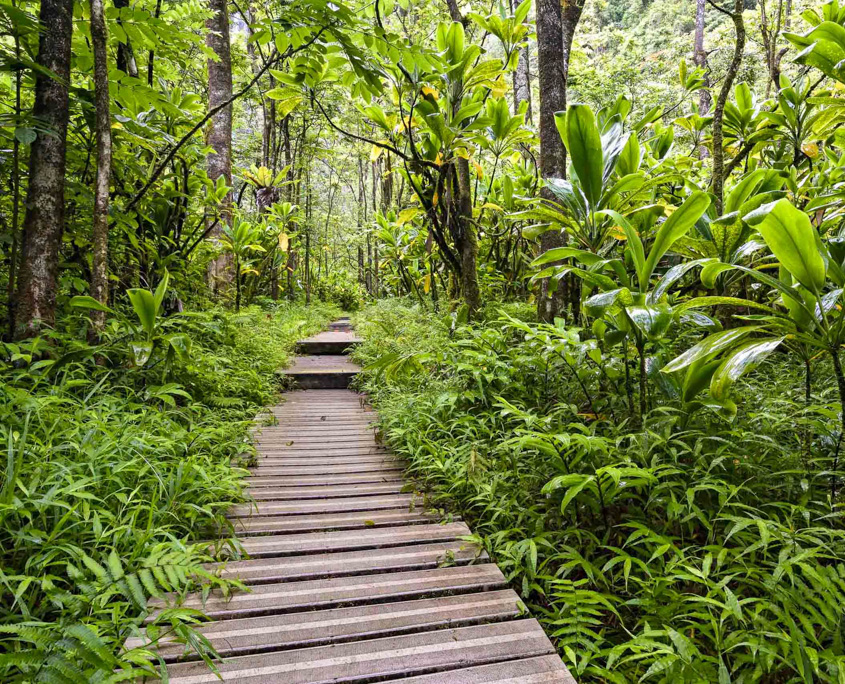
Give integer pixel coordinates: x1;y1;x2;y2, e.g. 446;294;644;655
257;436;378;446
251;455;399;466
221;522;470;558
248;463;401;476
228;494;418;517
256;447;388;457
285;355;361;373
148;620;555;683
247;482;407;500
231;508;441;535
167;564;506;620
131;590;522;662
244;472;403;487
397;656;576;683
209;540;485;584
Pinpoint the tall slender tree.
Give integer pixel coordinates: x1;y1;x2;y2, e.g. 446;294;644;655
534;0;585;321
694;0;711;115
89;0;113;336
206;0;234;289
710;0;745;214
510;0;532;122
13;0;74;339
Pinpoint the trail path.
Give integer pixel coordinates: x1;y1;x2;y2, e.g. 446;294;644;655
144;319;576;682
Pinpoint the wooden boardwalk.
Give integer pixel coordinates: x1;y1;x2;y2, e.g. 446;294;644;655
141;320;575;682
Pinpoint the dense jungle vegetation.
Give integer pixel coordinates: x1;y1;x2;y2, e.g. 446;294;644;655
3;0;845;679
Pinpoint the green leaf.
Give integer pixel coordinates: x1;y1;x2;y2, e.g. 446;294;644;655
129;340;153;367
559;104;603;209
626;304;673;341
127;289;157;337
642;192;711;286
166;334;192;363
599;209;646;287
153;270;170;314
662;326;761;374
69;296;113;314
14;127;36;145
710;337;784;401
745;199;826;292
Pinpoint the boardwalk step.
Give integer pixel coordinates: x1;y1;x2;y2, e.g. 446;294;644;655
132;590;523;663
249;463;400;476
150;619;554;683
245;472;403;487
209;540;486;584
231;508;443;535
255;447;388;457
247;482;408;501
393;655;576;683
252;455;400;466
283;355;361;390
168;564;507;620
297;330;363;355
228;494;420;518
218;522;471;558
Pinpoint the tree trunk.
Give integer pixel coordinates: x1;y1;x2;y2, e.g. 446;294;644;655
711;0;745;215
112;0;138;77
455;158;480;315
694;0;711;116
5;29;22;339
535;0;584;322
89;0;112;338
147;0;163;85
13;0;74;339
510;0;532;122
206;0;234;291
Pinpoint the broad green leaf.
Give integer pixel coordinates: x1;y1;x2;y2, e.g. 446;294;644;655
701;261;736;289
153;270;170;315
626;304;673;341
559;104;603;210
662;326;761;374
599;209;645;287
745;199;826;292
532;247;605;267
642;192;711;286
710;337;785;401
682;357;721;402
128;289;157;336
69;296;113;314
129;340;153;367
167;334;192;363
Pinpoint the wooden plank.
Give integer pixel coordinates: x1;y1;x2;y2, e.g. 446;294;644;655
256;440;380;449
258;446;390;458
249;463;401;476
224;522;470;558
232;509;442;535
146;620;555;683
285;355;361;374
131;590;522;662
258;432;376;440
167;564;506;620
228;494;418;517
269;412;375;420
244;472;403;487
247;482;407;500
210;540;486;583
256;428;376;438
251;455;399;466
397;656;576;683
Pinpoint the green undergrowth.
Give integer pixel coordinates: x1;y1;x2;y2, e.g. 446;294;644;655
0;301;336;681
352;298;845;683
